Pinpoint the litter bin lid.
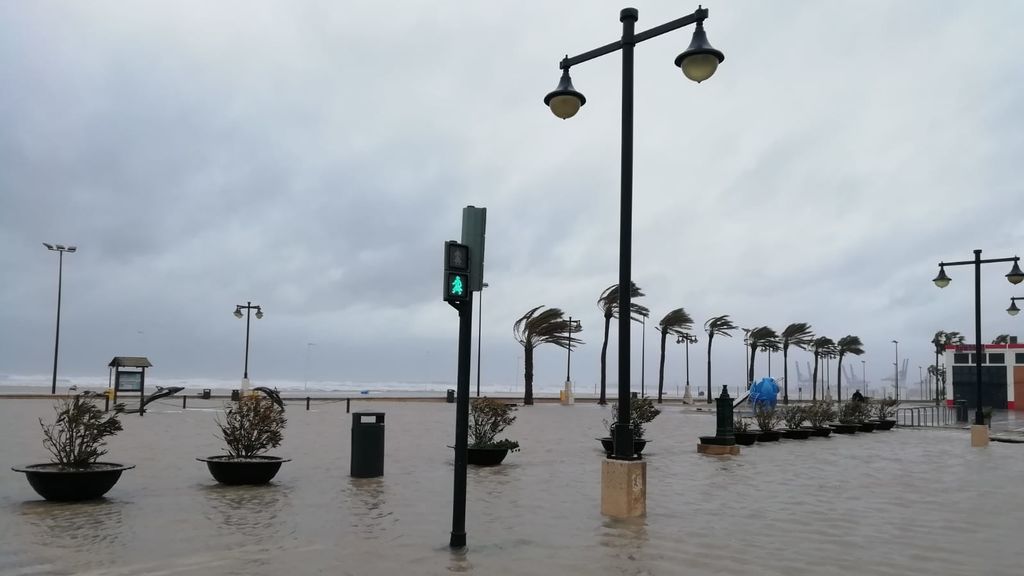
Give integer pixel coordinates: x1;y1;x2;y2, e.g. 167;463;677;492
353;411;385;424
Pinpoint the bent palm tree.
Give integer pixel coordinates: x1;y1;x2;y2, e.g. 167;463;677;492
704;315;738;403
596;282;649;405
746;326;779;389
931;330;964;405
780;323;813;405
809;336;835;401
513;306;583;406
655;308;694;404
835;335;865;403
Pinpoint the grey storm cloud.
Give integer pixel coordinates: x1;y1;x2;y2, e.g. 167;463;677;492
2;0;1023;391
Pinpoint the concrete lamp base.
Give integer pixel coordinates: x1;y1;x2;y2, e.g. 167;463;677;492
697;443;740;456
601;458;646;518
970;424;990;447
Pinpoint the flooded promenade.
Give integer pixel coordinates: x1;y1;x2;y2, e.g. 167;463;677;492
2;398;1022;576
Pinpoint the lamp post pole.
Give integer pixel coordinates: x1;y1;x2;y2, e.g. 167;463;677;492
543;5;723;460
678;333;696;401
476;282;488;397
933;249;1024;429
234;302;263;386
43;243;76;395
640;315;646;397
892;340;899;401
861;360;866;393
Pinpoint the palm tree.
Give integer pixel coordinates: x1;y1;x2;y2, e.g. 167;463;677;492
513;306;583;405
931;330;964;405
704;315;738;403
992;334;1011;345
655;308;694;404
780;323;813;405
835;335;865;403
746;326;779;389
596;282;649;405
809;336;835;401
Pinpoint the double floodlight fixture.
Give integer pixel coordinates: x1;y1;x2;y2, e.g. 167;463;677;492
544;9;724;120
43;243;77;253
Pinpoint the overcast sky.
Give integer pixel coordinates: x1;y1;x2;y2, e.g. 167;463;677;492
2;0;1023;394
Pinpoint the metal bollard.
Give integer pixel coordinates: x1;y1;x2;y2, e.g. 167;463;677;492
306;396;310;411
346;398;351;413
182;395;187;409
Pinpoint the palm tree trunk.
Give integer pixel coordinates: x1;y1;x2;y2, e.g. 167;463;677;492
599;314;611;405
706;335;714;403
657;332;667;404
812;354;819;402
782;346;789;405
523;345;535;405
836;353;844;403
748;345;758;389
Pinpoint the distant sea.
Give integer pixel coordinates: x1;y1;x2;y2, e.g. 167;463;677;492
0;373;565;396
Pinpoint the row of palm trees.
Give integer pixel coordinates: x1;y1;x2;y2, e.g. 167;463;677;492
512;282;866;406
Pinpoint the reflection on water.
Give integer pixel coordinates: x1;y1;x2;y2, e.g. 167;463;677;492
17;499;126;550
201;483;294;543
345;477;394;537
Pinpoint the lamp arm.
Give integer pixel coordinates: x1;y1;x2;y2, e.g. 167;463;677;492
558;8;707;70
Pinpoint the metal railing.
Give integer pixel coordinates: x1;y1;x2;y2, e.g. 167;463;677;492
895;401;968;427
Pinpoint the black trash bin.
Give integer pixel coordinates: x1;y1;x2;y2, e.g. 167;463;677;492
201;389;211;400
351;412;385;478
230;389;240;401
446;389;455;403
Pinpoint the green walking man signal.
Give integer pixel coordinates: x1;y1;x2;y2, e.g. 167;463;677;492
443;241;471;303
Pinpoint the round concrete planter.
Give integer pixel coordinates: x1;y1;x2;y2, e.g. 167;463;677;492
197;455;288;485
802;426;833;437
598;437;648;456
858;421;877;433
829;423;860;435
781;428;812;440
733;431;760;446
467;447;510;466
756;431;782;442
873;419;897;431
12;463;134;501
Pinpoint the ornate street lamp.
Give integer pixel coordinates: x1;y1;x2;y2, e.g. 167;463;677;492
933;250;1022;445
234;302;263;391
543;5;723;462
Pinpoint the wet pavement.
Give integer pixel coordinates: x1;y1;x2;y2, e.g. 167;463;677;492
2;398;1022;576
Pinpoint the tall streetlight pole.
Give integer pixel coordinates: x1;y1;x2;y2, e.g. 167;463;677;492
861;360;866;394
43;243;76;395
677;333;696;401
476;282;489;397
891;340;899;401
544;5;723;461
933;249;1024;445
234;302;263;393
639;315;646;397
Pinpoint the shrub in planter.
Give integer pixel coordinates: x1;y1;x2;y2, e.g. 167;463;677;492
872;398;899;430
832;401;863;434
804;401;836;437
733;415;759;446
780;406;811;439
754;406;783;442
600;396;661;455
467;398;519;465
12;395;134;501
198;396;289;485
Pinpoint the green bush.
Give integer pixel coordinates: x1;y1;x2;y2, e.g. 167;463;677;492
469;398;519;451
781;405;806;429
754;406;783;432
806;401;836;428
873;398;899;420
608;396;661;439
40;395;123;469
217;396;286;458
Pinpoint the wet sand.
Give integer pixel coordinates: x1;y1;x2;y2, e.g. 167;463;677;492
2;398;1022;576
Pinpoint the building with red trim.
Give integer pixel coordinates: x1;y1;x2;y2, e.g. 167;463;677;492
942;339;1024;410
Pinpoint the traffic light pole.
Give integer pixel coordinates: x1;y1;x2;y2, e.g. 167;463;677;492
449;292;473;548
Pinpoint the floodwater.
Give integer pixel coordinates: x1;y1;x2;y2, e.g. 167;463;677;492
1;397;1022;576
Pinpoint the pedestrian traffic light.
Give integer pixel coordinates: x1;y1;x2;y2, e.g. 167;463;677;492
444;241;471;303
